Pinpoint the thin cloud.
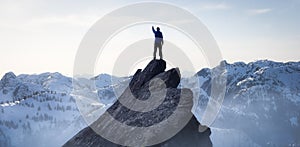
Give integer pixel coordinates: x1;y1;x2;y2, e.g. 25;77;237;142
27;14;98;27
200;3;231;10
247;8;272;15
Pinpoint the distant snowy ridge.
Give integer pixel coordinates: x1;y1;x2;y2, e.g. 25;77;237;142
193;60;300;146
1;60;300;147
0;72;127;147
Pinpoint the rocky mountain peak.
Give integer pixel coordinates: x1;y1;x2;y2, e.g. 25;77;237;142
0;72;19;89
129;59;167;91
64;59;211;147
1;72;16;82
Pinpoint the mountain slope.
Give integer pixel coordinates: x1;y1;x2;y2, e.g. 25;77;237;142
64;59;212;147
1;60;300;146
0;72;127;147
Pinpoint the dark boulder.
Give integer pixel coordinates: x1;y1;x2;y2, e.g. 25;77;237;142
129;59;166;92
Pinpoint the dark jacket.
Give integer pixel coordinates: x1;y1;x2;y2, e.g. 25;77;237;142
152;27;163;38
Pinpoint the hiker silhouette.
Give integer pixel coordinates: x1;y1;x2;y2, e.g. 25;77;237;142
152;26;164;60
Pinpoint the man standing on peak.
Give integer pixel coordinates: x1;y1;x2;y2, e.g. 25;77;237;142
152;26;164;60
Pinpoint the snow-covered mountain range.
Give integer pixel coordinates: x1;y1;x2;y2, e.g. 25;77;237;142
0;72;128;147
1;60;299;146
195;60;300;146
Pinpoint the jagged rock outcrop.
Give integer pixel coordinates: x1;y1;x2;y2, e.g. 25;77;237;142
0;72;18;89
64;59;212;147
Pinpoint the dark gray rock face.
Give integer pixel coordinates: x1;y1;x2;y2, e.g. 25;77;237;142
129;59;167;99
64;116;212;147
64;59;211;147
155;116;212;147
129;59;166;91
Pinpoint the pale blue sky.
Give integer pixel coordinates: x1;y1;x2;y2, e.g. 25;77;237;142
0;0;299;77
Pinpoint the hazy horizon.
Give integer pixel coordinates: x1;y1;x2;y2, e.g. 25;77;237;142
1;58;299;79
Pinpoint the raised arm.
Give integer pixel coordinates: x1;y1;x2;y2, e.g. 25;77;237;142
152;26;156;33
